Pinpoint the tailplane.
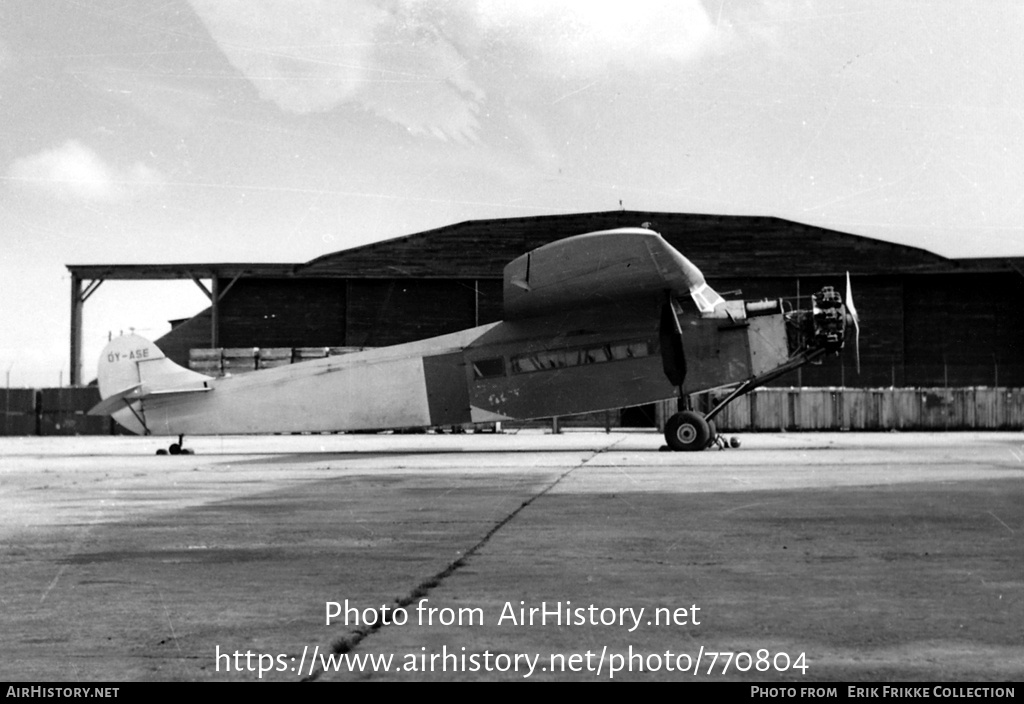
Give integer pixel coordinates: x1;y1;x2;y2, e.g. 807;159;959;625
92;334;213;434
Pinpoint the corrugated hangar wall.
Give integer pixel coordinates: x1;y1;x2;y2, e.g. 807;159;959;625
152;211;1024;390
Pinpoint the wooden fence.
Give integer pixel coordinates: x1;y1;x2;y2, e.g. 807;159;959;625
674;387;1024;431
1;387;112;436
2;387;1022;436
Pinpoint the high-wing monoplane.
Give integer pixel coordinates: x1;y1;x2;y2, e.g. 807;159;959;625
89;227;857;453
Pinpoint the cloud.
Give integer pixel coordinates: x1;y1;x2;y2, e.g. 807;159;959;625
474;0;720;72
189;0;387;112
188;1;718;141
9;141;162;202
73;67;218;132
0;39;12;76
189;0;484;141
354;6;485;142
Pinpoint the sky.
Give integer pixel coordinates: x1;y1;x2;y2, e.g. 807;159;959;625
1;0;1023;387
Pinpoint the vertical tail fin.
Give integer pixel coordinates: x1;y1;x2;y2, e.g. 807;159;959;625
93;334;213;434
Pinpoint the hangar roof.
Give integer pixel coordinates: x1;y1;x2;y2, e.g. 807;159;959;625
68;210;1023;281
65;262;297;281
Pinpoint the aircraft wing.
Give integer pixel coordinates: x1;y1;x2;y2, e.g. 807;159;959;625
503;227;724;320
88;383;212;416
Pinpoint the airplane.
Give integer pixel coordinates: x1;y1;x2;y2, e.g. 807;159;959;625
88;226;858;454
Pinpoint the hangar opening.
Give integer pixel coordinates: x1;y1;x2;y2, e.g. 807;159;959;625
52;210;1024;435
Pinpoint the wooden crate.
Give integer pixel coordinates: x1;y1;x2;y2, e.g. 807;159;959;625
189;348;224;376
328;346;367;356
222;348;258;373
258;348;293;369
294;347;330;361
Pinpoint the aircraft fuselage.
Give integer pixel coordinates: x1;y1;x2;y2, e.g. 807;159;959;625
115;294;789;436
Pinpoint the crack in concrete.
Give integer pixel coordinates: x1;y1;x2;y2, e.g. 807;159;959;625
303;438;624;681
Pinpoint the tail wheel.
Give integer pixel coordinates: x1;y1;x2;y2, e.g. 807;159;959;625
665;411;710;452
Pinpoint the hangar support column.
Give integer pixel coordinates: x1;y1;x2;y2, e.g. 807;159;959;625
69;274;104;387
70;274;81;387
192;271;242;349
211;275;220;348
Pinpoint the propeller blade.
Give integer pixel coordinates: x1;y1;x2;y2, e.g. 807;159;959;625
846;272;860;374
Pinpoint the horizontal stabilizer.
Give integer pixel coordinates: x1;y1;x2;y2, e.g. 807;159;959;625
88;383;211;416
95;334;216;434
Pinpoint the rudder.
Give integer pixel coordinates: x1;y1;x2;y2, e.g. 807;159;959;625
97;334;164;400
95;334;213;435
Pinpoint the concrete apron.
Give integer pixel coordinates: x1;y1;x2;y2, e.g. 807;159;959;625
1;432;1021;682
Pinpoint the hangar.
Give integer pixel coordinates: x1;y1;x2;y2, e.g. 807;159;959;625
67;210;1024;394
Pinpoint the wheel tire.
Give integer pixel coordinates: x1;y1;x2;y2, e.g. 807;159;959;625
729;437;741;449
156;449;168;456
169;443;181;455
664;411;711;452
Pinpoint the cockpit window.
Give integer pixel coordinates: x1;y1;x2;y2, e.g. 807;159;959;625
689;282;725;314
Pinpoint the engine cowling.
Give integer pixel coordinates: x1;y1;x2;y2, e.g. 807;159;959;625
787;285;851;357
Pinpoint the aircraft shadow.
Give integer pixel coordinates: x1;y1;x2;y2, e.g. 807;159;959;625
217;447;638;465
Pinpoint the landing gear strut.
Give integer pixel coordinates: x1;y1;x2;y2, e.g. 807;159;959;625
156;435;194;456
662;347;828;451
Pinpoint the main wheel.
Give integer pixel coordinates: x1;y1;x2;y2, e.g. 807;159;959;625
664;411;711;452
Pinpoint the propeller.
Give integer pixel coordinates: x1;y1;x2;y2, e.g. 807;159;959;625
845;272;860;374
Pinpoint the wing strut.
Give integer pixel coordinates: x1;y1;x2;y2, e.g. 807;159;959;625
659;294;687;390
704;347;828;423
124;402;151;436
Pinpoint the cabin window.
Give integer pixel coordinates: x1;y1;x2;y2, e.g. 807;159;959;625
609;341;648;360
472;357;506;379
510;340;652;374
